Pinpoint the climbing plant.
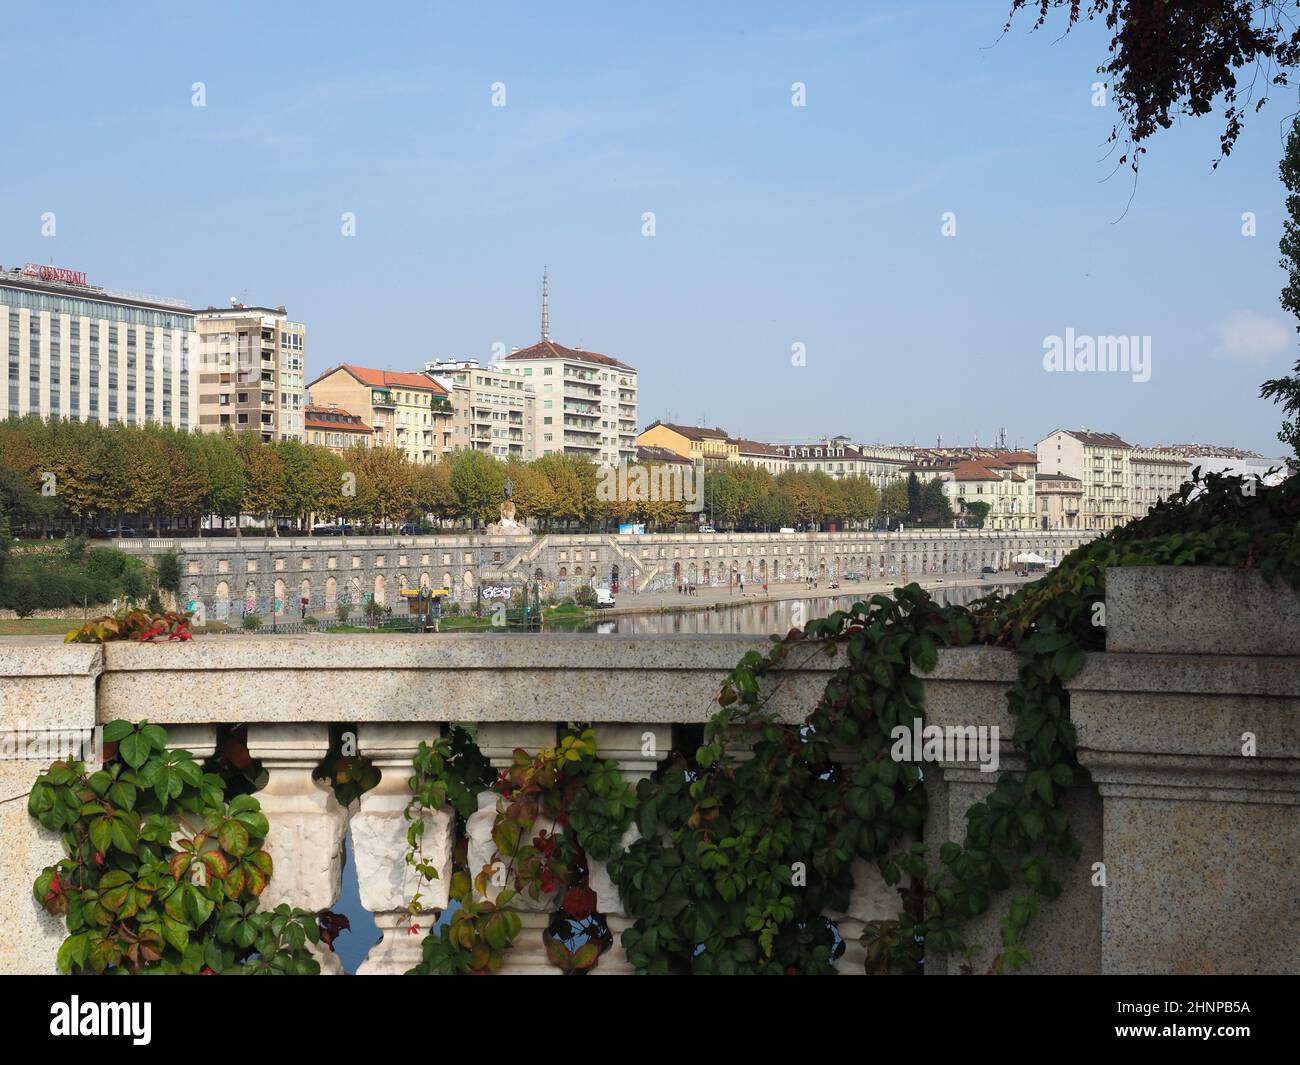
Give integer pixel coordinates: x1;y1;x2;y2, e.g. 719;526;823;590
397;470;1297;975
405;726;635;975
29;719;321;974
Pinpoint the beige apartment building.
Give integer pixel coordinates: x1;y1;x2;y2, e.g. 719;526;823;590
929;458;1035;530
195;305;305;442
1130;448;1192;518
425;358;536;461
1;261;198;428
308;364;452;463
500;340;638;464
1035;472;1084;529
1036;429;1133;530
774;438;909;492
1036;429;1190;529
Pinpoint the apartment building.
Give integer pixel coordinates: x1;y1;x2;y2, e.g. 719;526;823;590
637;422;737;464
1;261;197;428
1130;449;1193;518
1034;472;1084;530
424;358;536;461
1145;444;1289;485
773;438;909;492
304;404;374;453
307;364;451;463
195;304;304;442
500;340;638;464
1036;429;1134;530
926;458;1034;530
731;438;790;475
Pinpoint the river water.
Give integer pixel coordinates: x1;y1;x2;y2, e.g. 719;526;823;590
552;582;1014;635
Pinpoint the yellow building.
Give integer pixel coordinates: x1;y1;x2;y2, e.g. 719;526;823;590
307;364;451;464
637;421;738;464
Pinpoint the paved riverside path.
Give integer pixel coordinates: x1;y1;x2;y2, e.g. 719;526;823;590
602;571;1037;617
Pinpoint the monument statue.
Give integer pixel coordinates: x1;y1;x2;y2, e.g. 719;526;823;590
487;475;529;535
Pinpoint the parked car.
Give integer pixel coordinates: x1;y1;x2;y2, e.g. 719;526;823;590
981;565;998;575
843;570;864;581
594;587;616;609
699;525;716;534
398;522;418;535
779;526;796;534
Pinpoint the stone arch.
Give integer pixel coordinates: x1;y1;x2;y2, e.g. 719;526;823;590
215;581;229;620
186;583;199;610
300;578;311;609
534;567;544;581
274;578;286;616
244;580;257;614
374;574;386;606
349;576;361;604
326;576;337;610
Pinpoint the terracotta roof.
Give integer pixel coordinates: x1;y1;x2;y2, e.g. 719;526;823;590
503;340;635;372
304;404;374;433
731;438;785;457
999;451;1038;464
308;363;449;395
1036;472;1082;483
946;460;1009;482
644;421;731;441
1056;429;1132;449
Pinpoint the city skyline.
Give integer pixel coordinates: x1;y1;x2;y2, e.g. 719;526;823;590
1;1;1296;454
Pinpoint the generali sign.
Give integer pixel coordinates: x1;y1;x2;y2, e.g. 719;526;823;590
22;262;88;287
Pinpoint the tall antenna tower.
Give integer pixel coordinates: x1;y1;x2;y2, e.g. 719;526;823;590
540;268;550;342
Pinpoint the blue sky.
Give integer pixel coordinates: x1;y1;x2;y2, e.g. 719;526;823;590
2;0;1296;454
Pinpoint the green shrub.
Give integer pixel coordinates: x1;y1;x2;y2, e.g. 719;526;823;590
335;603;351;624
37;574;72;610
6;576;39;617
155;551;181;594
86;547;129;584
64;534;88;563
242;612;262;631
122;568;150;602
574;585;597;608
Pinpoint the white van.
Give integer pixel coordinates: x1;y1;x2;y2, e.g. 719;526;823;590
779;527;796;534
594;587;616;608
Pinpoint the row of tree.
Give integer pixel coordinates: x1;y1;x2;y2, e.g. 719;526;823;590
0;417;960;534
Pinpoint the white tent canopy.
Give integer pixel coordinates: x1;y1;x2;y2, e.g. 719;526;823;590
1014;552;1049;565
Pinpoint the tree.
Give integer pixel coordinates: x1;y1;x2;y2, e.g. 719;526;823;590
1263;114;1300;463
963;499;992;527
1006;1;1300;169
234;432;284;535
879;479;909;523
201;431;245;536
450;450;504;528
920;478;954;525
905;473;923;522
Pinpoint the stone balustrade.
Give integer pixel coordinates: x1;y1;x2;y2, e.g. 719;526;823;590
1;566;1296;975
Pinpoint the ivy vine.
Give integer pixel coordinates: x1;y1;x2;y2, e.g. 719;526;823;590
29;720;322;974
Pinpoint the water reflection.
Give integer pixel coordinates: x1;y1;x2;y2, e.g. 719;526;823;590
553;583;1014;636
